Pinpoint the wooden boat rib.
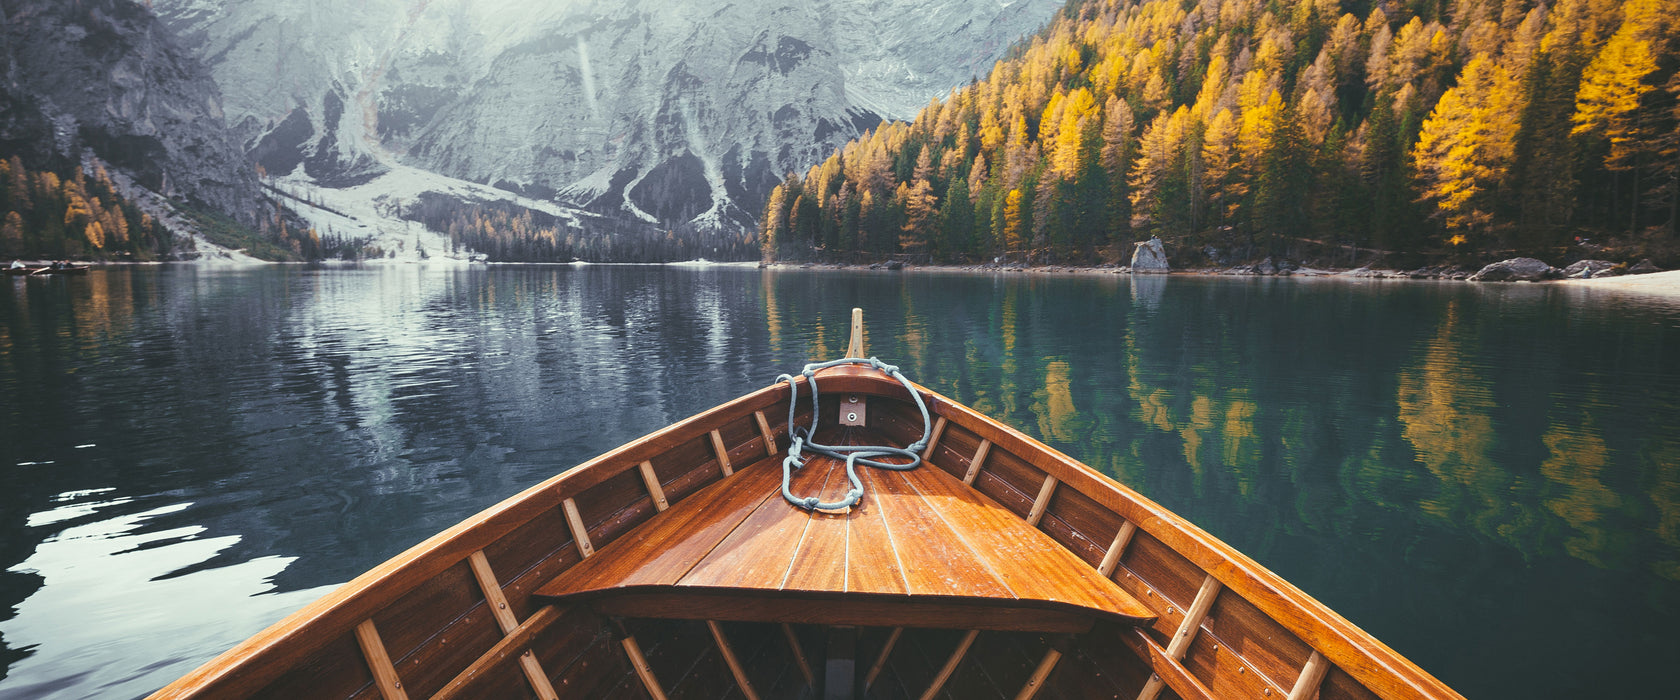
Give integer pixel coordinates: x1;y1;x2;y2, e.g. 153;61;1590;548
150;311;1461;700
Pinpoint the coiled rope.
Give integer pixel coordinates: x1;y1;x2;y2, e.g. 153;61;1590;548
775;357;932;513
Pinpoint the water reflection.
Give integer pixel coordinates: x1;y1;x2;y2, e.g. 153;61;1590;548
3;491;332;698
0;268;1677;698
755;271;1680;696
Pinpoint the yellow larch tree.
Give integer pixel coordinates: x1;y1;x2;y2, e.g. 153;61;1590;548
1572;16;1660;171
1003;188;1025;252
1052;88;1096;180
1202;108;1244;222
1413;55;1521;233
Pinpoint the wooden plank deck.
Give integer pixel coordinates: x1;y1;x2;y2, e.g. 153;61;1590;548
534;426;1155;633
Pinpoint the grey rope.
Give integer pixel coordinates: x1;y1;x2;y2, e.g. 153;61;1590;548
775;357;933;512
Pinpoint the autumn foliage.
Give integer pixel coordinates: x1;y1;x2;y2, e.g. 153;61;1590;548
762;0;1680;266
0;156;175;260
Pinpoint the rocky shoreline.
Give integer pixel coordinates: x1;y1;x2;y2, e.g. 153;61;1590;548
769;236;1674;285
769;255;1671;285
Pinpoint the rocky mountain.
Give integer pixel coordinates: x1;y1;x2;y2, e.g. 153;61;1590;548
152;0;1063;249
0;0;262;229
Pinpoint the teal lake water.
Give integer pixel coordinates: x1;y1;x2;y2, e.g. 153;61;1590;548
2;265;1678;698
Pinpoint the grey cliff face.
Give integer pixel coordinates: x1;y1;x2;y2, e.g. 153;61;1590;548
0;0;260;224
153;0;1062;234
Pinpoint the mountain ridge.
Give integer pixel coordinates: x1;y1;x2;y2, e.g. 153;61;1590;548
152;0;1067;255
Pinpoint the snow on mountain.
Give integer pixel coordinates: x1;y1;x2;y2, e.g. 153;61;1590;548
267;163;601;263
151;0;1062;249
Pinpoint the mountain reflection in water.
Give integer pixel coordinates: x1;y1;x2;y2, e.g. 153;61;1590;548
1;266;1677;698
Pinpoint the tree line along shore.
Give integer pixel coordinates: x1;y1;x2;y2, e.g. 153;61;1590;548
759;0;1680;273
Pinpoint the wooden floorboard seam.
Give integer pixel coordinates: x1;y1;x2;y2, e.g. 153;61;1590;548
894;470;1023;603
774;457;841;591
648;455;789;589
857;467;915;596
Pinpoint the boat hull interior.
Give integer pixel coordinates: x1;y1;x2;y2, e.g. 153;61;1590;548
149;366;1460;700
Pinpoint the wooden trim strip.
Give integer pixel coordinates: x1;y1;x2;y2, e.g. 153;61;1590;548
1288;651;1331;700
1166;575;1223;658
1026;475;1058;527
621;636;668;700
847;307;864;358
709;429;735;477
1121;628;1215;700
918;629;979;700
707;621;760;700
515;652;555;700
353;620;409;700
962;439;992;485
1097;521;1137;578
467;551;520;634
783;623;815;688
1138;574;1223;700
431;606;566;700
1013;649;1063;700
562;498;593;559
638;460;670;512
921;416;948;460
467;551;559;700
863;627;902;690
754;410;778;457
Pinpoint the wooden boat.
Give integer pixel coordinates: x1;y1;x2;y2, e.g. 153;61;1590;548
4;262;89;275
150;311;1461;700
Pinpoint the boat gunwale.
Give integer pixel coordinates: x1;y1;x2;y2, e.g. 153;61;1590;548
147;378;806;699
863;372;1460;700
152;366;1461;700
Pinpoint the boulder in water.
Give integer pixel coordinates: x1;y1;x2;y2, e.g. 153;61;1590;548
1468;257;1559;282
1131;236;1169;273
1628;259;1662;275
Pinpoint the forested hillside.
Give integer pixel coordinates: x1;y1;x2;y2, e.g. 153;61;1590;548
0;158;179;261
760;0;1680;267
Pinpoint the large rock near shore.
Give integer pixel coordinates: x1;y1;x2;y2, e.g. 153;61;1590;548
1132;236;1169;273
1561;260;1620;279
1469;257;1559;282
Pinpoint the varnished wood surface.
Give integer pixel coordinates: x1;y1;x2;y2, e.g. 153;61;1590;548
535;424;1155;630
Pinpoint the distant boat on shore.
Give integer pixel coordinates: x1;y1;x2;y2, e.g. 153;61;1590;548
5;261;89;276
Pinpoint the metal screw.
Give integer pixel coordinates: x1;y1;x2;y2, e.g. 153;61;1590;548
1264;689;1273;696
498;602;506;609
848;412;858;422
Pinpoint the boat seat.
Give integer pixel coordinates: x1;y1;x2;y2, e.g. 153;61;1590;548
534;437;1156;634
